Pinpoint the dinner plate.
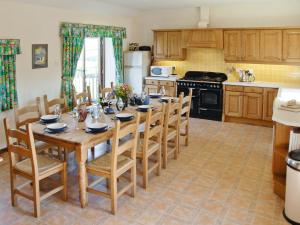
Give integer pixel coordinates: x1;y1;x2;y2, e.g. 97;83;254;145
149;93;162;98
116;113;134;122
46;123;67;132
41;115;58;123
160;97;176;103
137;105;153;112
86;123;108;132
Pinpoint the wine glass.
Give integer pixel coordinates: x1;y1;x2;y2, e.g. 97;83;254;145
54;104;62;121
72;108;80;130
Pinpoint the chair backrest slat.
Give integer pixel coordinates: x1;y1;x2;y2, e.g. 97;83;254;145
181;88;193;118
163;95;183;133
14;97;41;128
74;86;92;107
143;104;165;149
111;113;140;172
44;95;68;114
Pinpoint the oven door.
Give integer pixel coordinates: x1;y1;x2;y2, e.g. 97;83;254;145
198;88;222;110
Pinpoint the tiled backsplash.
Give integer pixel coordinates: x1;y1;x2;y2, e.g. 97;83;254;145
154;48;300;84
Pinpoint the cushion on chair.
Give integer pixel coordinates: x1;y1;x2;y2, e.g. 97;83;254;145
87;153;132;172
15;155;63;175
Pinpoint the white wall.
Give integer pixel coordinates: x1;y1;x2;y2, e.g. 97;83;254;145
0;1;141;149
139;1;300;45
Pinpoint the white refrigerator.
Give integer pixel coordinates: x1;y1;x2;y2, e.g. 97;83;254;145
124;51;151;94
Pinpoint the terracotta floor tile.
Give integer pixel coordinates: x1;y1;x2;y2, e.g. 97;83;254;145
0;119;288;225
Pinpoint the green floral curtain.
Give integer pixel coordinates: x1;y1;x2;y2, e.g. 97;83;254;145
60;23;126;108
112;38;124;84
0;40;20;112
61;37;84;109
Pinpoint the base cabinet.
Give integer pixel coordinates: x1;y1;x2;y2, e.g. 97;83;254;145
243;92;263;119
224;91;243;117
224;85;278;126
145;79;176;97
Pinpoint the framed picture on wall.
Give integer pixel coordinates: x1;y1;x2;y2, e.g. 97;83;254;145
32;44;48;69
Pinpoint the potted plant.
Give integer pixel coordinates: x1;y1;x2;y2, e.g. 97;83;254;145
114;84;132;110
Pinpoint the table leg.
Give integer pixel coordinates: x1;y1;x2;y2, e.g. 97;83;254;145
75;145;88;208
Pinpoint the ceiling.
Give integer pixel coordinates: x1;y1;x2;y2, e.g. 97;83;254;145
97;0;281;10
4;0;290;11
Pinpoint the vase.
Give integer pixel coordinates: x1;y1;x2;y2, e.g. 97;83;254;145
116;97;128;111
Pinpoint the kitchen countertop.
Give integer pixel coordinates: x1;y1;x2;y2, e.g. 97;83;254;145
223;81;300;89
145;76;178;81
272;88;300;127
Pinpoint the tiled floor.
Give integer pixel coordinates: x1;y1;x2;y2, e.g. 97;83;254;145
0;119;290;225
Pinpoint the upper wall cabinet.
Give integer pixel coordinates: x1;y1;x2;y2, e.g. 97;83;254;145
154;31;185;60
224;30;241;61
154;31;168;59
282;29;300;63
241;30;260;61
184;29;223;49
260;30;282;62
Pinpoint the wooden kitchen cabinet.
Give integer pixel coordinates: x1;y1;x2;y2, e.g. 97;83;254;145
185;29;223;49
241;30;260;61
260;30;282;62
243;92;263;119
154;31;168;59
167;31;183;59
224;30;241;61
224;91;244;117
224;85;278;126
283;29;300;63
263;88;278;121
153;31;185;60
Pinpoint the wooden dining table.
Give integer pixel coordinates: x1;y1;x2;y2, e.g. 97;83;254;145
26;99;164;208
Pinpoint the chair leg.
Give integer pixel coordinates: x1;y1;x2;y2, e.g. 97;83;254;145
91;147;95;159
142;156;148;189
62;163;68;201
64;149;68;162
10;173;17;207
162;138;167;169
156;146;161;176
174;135;179;160
185;123;189;146
131;164;136;197
32;179;41;218
106;178;110;191
111;177;117;215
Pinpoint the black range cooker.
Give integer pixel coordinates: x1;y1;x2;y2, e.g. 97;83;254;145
177;71;228;121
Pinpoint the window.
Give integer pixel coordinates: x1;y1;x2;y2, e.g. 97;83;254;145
74;38;116;101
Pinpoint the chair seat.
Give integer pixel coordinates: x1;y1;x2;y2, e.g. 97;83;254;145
87;153;132;172
137;139;160;157
15;155;63;176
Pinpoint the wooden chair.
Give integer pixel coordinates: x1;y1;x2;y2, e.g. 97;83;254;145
43;95;68;115
74;86;92;107
3;118;67;218
180;88;193;146
162;95;183;169
43;94;69;161
137;104;165;189
99;82;114;99
86;113;141;214
13;98;52;154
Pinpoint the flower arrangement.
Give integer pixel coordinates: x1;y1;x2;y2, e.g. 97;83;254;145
114;84;132;99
